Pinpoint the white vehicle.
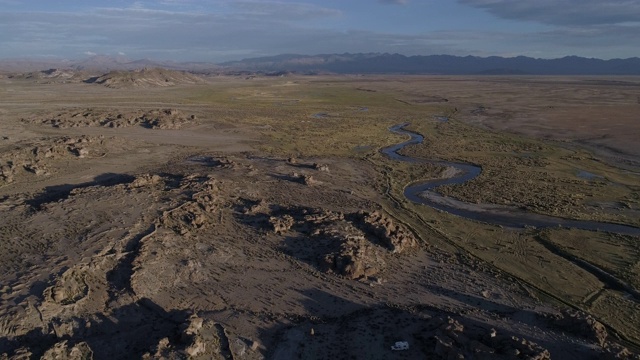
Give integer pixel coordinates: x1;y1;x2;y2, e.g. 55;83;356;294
391;341;409;351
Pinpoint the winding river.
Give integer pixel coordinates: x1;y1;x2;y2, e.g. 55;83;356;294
381;123;640;236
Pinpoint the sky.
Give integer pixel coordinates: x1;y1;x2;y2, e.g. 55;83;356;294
1;0;639;62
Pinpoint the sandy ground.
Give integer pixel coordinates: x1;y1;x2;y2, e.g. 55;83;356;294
1;75;638;359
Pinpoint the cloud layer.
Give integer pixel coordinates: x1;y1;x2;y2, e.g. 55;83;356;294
459;0;640;26
380;0;409;4
0;0;638;61
0;4;460;61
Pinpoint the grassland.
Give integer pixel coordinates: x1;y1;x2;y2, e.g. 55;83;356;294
185;75;640;345
1;73;640;357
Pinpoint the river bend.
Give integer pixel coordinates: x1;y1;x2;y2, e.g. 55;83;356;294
381;123;640;236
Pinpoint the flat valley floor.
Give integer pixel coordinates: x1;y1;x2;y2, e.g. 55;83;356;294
1;74;640;359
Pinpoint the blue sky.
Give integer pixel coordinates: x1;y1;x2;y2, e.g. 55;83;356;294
1;0;639;61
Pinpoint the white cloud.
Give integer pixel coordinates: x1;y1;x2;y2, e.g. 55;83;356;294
0;2;638;61
380;0;409;4
84;51;97;56
231;1;342;19
459;0;640;26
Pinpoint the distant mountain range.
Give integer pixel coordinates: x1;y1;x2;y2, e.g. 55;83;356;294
220;53;640;75
1;53;639;75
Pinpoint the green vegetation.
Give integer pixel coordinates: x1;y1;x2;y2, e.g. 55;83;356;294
6;74;640;345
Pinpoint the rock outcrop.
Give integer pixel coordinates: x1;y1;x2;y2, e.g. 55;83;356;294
159;175;219;235
261;206;418;279
547;310;608;346
353;210;418;253
0;136;103;185
22;108;197;130
422;317;551;360
40;341;93;360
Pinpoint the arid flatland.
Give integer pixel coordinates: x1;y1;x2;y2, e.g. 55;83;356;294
1;73;640;359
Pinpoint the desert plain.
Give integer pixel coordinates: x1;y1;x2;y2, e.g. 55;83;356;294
1;70;640;359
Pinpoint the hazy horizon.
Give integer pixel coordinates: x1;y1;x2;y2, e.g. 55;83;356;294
1;0;639;62
3;52;640;66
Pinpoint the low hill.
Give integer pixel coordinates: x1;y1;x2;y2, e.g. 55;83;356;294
84;68;204;88
8;68;91;84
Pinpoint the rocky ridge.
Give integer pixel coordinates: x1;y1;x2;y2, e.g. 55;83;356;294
261;207;417;279
21;108;197;130
1;135;107;185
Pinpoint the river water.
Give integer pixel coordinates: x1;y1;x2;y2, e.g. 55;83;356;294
381;123;640;236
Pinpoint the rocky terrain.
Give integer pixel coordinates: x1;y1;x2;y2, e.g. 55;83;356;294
1;74;639;359
0;135;119;185
84;68;204;88
1;148;636;359
6;68;205;88
264;207;417;279
7;69;90;84
21;108;198;130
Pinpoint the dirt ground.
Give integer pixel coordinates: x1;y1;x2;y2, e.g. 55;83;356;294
1;73;639;359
